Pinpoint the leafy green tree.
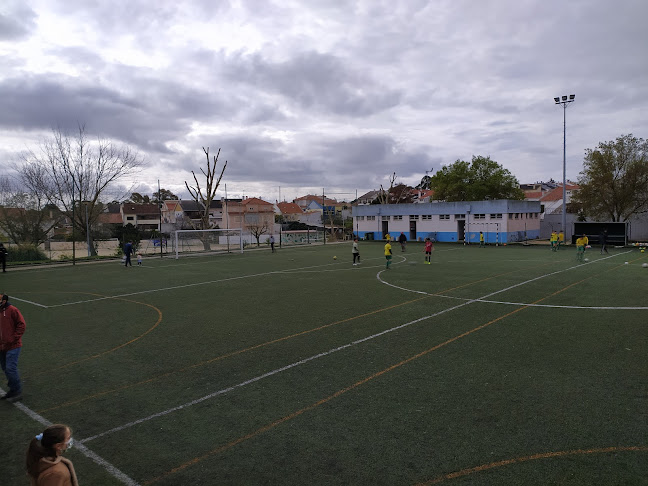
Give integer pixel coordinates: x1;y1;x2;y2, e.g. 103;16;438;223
126;192;151;204
152;188;179;203
422;156;524;201
572;134;648;221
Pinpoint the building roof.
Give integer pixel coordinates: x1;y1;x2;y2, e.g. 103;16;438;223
163;200;182;211
97;213;124;224
524;191;543;200
122;204;160;215
540;184;580;202
277;202;303;214
242;197;273;206
294;194;338;205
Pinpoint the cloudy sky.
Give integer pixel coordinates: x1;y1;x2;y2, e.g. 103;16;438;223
1;0;646;203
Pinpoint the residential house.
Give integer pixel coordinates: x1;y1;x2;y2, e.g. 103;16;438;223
412;189;434;203
538;184;580;240
176;199;225;229
227;197;275;233
276;202;303;222
294;194;337;210
161;200;185;230
355;190;381;205
121;204;160;231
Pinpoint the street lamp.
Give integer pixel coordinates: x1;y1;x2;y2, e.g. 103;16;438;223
554;94;575;240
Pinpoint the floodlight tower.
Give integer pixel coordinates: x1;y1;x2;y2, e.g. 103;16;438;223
554;94;575;240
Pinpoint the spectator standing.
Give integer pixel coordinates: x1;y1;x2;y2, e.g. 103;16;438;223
123;241;133;267
599;229;609;254
352;238;361;265
0;294;26;402
269;235;275;253
0;243;7;272
26;424;79;485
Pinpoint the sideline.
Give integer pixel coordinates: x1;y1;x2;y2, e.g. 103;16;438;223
1;387;139;486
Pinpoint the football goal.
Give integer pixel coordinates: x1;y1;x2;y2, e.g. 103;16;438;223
174;228;243;259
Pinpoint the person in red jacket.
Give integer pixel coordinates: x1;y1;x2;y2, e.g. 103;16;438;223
0;293;26;402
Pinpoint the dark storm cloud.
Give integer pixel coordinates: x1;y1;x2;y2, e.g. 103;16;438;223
0;71;236;155
167;131;438;193
0;3;37;40
222;50;402;117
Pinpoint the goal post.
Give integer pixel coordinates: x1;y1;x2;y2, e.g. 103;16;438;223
174;228;243;259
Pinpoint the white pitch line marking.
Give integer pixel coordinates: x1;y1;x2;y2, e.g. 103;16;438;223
378;251;647;311
2;387;139;485
9;297;48;308
80;253;604;442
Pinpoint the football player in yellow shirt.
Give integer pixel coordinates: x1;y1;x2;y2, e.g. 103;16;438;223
384;241;393;269
576;234;589;262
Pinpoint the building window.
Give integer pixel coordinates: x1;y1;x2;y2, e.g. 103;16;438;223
474;214;486;219
455;214;465;220
367;216;376;221
356;216;364;221
409;215;419;220
393;215;403;220
515;213;519;219
439;214;450;220
126;216;134;221
422;215;432;220
382;215;390;221
490;214;502;219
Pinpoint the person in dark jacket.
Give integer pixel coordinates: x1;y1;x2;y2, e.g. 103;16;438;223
0;243;7;272
0;294;26;402
599;229;609;254
123;241;133;267
398;232;407;251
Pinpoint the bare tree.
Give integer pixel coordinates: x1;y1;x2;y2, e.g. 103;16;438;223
376;172;398;204
185;147;228;250
0;173;62;246
19;126;143;255
248;221;269;247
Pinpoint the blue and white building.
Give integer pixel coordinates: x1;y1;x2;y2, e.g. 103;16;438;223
353;200;541;244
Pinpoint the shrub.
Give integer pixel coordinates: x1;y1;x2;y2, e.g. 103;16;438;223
8;245;48;262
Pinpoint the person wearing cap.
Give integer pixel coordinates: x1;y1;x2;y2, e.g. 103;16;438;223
26;424;79;485
0;293;26;402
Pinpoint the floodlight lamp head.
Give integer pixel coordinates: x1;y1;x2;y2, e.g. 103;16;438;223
562;95;568;101
554;97;560;103
569;94;575;100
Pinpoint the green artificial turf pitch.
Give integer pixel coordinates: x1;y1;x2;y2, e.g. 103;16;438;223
1;242;646;485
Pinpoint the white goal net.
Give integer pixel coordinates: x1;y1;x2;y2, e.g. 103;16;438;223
174;228;243;259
